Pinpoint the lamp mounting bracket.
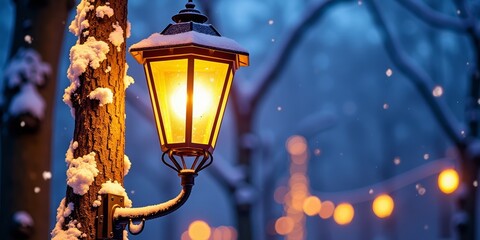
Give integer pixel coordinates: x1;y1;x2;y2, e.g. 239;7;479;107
96;194;125;240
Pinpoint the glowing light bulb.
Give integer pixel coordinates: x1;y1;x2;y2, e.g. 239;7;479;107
171;82;212;119
372;194;394;218
438;168;459;194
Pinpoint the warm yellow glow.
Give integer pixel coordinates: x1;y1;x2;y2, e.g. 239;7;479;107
372;194;394;218
319;201;335;219
438;168;459;194
333;203;354;225
192;59;230;145
286;135;307;155
275;217;295;235
303;196;322;216
171;83;212;119
149;59;188;144
188;220;211;240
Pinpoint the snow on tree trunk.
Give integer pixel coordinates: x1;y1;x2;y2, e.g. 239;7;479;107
0;1;72;240
53;0;128;239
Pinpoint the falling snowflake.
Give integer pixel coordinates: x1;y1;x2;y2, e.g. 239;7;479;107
34;187;41;193
432;86;443;97
416;184;426;195
368;189;374;194
20;121;25;127
385;68;393;77
271;38;276;43
268;19;274;25
423;154;429;160
474;181;478;187
393;157;401;165
456;10;461;15
43;171;52;180
313;148;321;156
358;0;363;6
24;35;32;44
277;106;282;111
383;103;389;110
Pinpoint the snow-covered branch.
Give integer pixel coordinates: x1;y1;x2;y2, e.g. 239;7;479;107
3;48;51;121
367;0;465;147
396;0;471;32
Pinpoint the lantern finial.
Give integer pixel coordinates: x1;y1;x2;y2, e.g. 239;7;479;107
172;0;208;23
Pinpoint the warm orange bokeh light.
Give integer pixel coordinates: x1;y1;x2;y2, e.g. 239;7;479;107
303;196;322;216
372;194;394;218
333;203;354;225
188;220;211;240
438;168;459;194
212;226;237;240
286;135;307;155
275;216;295;235
319;201;335;219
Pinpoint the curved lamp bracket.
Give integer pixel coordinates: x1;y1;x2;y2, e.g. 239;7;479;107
96;171;197;239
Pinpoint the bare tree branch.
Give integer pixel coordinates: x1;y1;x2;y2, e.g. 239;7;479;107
312;157;454;203
367;0;464;147
396;0;471;32
248;0;350;114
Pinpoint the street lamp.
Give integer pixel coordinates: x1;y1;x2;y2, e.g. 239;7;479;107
96;1;248;239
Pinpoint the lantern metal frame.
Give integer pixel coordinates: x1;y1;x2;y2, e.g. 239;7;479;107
95;1;248;239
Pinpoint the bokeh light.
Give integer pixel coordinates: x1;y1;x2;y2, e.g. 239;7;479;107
275;216;295;235
188;220;211;240
319;201;335;219
333;203;354;225
302;196;321;216
372;194;394;218
438;168;459;194
286;135;307;155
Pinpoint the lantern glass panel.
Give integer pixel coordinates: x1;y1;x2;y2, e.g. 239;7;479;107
191;59;230;145
148;59;188;144
210;69;234;148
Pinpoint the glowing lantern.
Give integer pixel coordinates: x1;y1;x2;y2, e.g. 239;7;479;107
372;194;394;218
333;203;354;225
438;168;459;194
130;0;249;172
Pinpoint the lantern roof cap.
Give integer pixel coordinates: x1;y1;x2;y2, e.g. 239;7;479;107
130;30;248;55
129;0;249;66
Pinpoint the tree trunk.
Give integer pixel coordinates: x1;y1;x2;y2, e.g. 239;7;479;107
235;113;254;240
57;0;128;239
0;1;72;239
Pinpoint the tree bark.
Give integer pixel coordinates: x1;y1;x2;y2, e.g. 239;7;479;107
60;0;128;239
0;1;72;239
